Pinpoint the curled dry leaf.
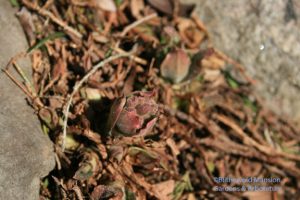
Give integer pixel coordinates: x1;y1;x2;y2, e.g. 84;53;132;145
160;49;191;83
201;52;225;70
152;180;175;200
128;146;159;168
38;107;59;129
109;144;126;163
184;27;205;48
74;149;102;181
91;185;121;200
203;69;221;82
177;18;206;48
132;25;160;44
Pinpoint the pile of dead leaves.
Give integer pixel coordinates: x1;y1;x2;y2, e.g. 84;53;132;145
5;0;300;199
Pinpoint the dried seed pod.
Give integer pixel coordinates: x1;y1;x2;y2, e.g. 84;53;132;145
160;49;191;83
107;91;158;136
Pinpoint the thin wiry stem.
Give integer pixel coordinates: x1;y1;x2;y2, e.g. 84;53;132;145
115;13;158;48
120;13;157;37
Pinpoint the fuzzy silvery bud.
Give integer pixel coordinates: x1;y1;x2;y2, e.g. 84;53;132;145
160;48;191;83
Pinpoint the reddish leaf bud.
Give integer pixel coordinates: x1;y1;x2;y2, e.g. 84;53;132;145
107;91;158;136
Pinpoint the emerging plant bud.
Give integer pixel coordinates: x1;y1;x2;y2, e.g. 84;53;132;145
107;91;159;136
160;48;191;83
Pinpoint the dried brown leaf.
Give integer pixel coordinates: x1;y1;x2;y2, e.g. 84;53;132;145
152;180;175;200
91;185;120;200
16;7;36;45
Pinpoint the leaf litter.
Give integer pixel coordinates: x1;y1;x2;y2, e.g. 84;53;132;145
4;0;300;199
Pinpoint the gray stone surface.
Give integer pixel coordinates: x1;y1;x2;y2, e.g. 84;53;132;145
0;1;55;199
187;0;300;120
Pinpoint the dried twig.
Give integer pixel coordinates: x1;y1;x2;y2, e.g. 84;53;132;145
159;104;205;128
72;185;84;200
120;13;157;37
113;47;147;65
13;62;36;95
214;113;300;162
115;13;158;48
62;51;135;151
2;69;33;99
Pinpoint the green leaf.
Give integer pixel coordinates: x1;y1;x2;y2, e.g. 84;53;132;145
42;124;50;135
10;0;19;7
227;77;239;89
243;96;257;113
196;74;204;82
105;48;113;58
224;71;240;89
173;97;189;112
41;178;49;188
27;32;65;53
160;35;167;45
114;0;123;7
125;189;136;200
207;161;215;173
173;172;193;200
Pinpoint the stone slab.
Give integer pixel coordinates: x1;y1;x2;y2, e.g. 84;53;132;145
0;1;55;199
187;0;300;120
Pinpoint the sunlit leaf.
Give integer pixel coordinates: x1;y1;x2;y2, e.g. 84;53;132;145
80;88;102;100
65;134;80;151
207;161;215;173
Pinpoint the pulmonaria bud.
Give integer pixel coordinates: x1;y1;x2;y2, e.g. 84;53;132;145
160;48;191;84
107;91;159;137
